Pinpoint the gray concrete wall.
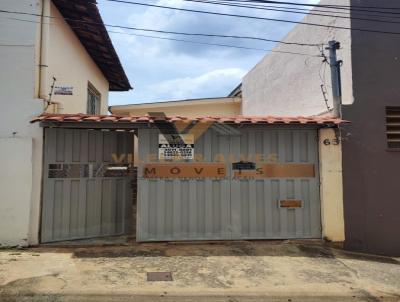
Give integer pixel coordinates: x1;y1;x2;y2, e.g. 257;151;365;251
342;0;400;256
242;0;353;116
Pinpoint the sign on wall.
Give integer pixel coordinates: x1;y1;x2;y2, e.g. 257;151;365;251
159;134;194;160
54;86;73;95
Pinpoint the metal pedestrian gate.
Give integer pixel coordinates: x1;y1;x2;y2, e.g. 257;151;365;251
137;127;321;241
41;128;134;243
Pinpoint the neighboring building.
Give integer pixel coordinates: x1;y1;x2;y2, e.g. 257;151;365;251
110;97;242;117
239;0;400;256
228;83;242;98
242;0;353;116
0;0;131;246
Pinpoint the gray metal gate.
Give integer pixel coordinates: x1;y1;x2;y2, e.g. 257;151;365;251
137;127;321;241
229;128;321;239
41;128;133;243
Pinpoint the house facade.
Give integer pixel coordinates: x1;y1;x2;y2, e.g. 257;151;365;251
109;99;345;244
0;0;130;246
240;0;400;256
2;0;395;256
113;0;399;255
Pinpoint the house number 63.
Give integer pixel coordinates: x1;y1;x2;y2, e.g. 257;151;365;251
323;138;340;146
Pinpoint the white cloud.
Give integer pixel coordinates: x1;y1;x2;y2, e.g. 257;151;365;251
148;68;246;100
97;0;317;105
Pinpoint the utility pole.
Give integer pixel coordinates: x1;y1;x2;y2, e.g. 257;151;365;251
327;40;342;118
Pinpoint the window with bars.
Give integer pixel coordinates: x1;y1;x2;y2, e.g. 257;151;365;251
386;107;400;149
87;82;101;115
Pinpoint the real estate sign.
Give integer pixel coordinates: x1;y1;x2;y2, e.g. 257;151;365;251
158;134;194;160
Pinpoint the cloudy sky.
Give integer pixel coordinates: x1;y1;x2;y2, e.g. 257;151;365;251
97;0;319;105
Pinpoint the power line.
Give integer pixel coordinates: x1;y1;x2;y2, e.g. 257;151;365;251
183;0;400;25
109;0;400;16
0;13;321;56
234;0;400;13
105;25;319;47
107;30;321;56
221;0;400;20
104;0;400;36
4;2;400;42
0;9;321;47
207;1;351;15
214;0;400;18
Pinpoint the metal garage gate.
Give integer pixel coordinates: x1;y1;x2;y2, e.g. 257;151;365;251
137;126;321;241
41;128;134;243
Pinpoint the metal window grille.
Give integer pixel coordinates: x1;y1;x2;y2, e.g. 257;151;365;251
386;107;400;149
87;83;101;115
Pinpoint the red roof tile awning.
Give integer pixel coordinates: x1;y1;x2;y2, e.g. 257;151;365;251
32;114;347;127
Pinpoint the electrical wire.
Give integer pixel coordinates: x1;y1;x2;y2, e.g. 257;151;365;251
316;44;332;112
319;60;331;111
0;13;321;56
0;9;321;47
107;30;321;56
103;0;400;36
4;1;400;41
183;0;400;25
233;0;400;12
207;0;400;19
205;0;400;21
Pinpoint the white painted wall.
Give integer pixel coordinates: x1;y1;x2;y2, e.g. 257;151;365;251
0;0;44;247
0;139;34;247
0;0;112;246
242;0;353;116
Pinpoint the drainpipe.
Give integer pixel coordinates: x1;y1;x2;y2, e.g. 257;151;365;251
38;0;50;108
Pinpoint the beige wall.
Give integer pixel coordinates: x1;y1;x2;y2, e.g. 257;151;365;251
111;98;242;117
319;128;345;242
46;2;109;114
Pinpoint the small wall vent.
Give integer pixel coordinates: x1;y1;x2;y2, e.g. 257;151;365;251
386;107;400;149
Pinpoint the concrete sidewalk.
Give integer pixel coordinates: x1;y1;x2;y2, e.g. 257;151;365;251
0;241;399;301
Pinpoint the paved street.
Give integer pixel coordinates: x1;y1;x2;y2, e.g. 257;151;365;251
0;240;399;301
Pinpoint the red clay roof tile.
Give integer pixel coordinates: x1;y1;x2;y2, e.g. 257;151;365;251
31;114;348;126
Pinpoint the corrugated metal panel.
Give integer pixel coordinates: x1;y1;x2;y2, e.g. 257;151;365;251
41;128;133;243
137;128;231;241
137;127;321;241
230;129;321;239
